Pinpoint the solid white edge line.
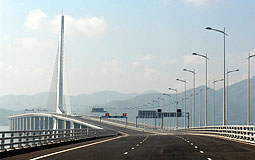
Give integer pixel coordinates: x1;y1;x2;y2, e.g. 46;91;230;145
30;136;124;160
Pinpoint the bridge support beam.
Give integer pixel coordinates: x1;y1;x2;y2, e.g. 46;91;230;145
70;121;74;129
25;117;27;130
53;118;57;130
9;119;12;131
18;118;21;130
33;117;35;130
23;117;26;131
45;117;48;129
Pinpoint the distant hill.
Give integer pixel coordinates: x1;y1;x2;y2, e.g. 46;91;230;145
0;91;138;111
87;76;255;126
1;77;255;127
0;92;49;111
0;109;21;126
71;91;138;106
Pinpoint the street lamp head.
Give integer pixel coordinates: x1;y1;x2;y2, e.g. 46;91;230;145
249;54;255;58
236;69;239;72
176;78;179;81
205;27;212;30
183;68;187;71
192;52;197;55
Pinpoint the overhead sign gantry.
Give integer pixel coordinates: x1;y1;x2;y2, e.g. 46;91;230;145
100;112;128;127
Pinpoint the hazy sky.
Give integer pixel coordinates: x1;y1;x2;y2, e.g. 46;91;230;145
0;0;255;96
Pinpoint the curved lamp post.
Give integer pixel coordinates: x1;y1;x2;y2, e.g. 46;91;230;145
247;53;255;125
192;52;209;126
226;69;239;124
212;78;223;126
183;68;196;127
176;78;187;128
169;88;178;128
206;26;228;125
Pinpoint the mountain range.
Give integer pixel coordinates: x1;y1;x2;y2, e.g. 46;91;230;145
1;77;255;126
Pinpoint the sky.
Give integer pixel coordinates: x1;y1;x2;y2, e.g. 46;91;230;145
0;0;255;96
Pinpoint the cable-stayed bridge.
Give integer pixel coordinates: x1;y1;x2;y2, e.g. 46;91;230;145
2;14;255;160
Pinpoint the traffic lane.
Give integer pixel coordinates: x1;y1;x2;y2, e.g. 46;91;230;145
78;116;150;135
179;134;255;160
39;135;147;160
1;135;123;160
124;135;208;160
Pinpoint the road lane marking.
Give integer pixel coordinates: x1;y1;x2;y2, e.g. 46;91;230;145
136;144;139;146
131;147;135;150
190;143;193;145
207;158;212;160
194;146;198;149
200;150;204;154
30;136;124;160
124;152;128;155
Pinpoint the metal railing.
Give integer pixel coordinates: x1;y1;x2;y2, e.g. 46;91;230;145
0;128;117;151
87;116;158;130
181;125;255;144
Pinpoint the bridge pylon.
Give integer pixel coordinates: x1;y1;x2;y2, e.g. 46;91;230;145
47;12;71;115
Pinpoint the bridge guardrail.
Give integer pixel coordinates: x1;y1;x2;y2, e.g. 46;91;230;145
0;128;117;151
86;115;157;130
180;125;255;144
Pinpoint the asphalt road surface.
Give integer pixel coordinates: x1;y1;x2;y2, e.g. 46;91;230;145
3;117;255;160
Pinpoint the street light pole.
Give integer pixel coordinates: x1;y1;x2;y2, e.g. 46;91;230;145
157;97;164;129
176;78;187;128
190;94;192;127
213;78;223;126
247;53;255;125
183;68;196;127
148;102;154;127
163;93;171;128
199;88;204;127
206;26;228;125
192;52;208;126
169;88;178;129
226;69;239;125
153;100;159;128
143;104;148;129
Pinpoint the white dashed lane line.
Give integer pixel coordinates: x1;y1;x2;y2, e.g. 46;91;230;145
178;136;212;158
126;135;148;155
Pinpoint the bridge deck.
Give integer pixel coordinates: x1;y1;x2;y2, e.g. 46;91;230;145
3;116;255;160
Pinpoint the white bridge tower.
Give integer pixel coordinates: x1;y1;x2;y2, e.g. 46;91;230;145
47;13;71;115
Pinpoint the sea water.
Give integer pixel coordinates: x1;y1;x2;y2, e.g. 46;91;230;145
0;126;9;131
